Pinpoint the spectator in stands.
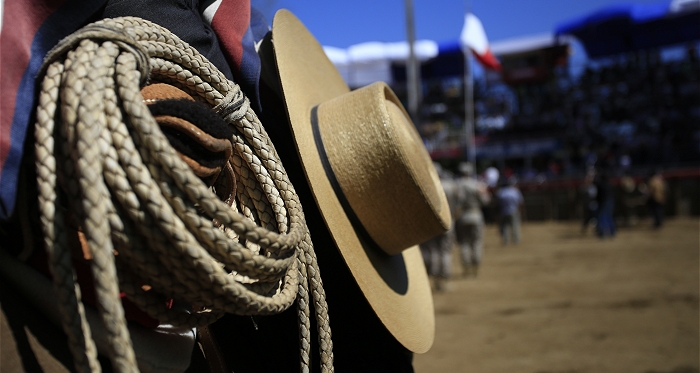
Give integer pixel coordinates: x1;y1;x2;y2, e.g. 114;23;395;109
495;176;524;245
454;162;491;277
646;169;667;229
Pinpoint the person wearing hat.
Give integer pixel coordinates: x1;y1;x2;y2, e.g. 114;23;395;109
454;162;491;277
0;3;450;372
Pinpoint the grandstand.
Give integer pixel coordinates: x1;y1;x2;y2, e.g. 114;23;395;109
326;0;700;220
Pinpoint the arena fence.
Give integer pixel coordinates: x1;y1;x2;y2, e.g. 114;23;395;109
484;167;700;223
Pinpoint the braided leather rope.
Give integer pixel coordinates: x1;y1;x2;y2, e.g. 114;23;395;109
34;17;333;373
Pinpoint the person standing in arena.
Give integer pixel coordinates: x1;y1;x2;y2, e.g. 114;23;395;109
454;162;491;277
496;176;524;245
646;169;667;229
420;163;458;291
595;170;616;238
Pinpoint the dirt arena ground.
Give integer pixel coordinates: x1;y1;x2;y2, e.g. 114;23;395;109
414;217;699;373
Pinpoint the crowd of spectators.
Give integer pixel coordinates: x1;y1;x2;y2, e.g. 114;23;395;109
417;43;700;181
564;45;699;171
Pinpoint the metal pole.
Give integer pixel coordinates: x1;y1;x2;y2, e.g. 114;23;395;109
404;0;421;123
462;0;476;171
464;47;476;168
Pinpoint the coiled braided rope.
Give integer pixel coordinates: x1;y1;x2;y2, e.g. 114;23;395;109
34;17;332;373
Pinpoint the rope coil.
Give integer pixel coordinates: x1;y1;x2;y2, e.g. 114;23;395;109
35;17;333;373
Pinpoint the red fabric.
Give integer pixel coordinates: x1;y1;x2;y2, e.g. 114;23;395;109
472;47;502;71
0;0;107;219
210;0;250;79
0;0;62;182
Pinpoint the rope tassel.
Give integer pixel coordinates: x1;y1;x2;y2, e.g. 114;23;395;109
34;17;333;373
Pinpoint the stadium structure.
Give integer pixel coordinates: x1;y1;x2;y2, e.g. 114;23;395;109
325;0;700;221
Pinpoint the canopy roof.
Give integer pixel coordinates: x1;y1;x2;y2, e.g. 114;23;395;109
323;40;438;87
555;0;700;58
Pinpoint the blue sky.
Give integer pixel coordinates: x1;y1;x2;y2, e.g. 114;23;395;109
251;0;664;49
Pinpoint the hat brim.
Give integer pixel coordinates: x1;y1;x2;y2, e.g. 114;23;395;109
266;10;434;353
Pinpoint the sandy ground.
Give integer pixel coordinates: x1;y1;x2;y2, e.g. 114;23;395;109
414;217;699;373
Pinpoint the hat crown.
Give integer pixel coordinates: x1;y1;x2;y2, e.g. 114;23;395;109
316;82;450;256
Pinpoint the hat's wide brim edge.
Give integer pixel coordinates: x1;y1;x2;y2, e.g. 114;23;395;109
270;9;435;353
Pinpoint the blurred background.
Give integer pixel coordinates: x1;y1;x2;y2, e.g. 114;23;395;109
252;1;699;372
253;0;700;223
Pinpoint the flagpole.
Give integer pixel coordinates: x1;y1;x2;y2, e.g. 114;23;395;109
404;0;421;123
463;4;476;172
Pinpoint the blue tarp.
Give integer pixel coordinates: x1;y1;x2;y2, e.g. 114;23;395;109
555;0;700;58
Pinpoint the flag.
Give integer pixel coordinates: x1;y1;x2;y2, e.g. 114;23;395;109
460;13;501;71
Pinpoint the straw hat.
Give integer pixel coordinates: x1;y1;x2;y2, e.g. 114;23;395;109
263;10;450;353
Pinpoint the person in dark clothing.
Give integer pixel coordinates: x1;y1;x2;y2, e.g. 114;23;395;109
595;170;616;238
1;3;441;373
580;170;598;235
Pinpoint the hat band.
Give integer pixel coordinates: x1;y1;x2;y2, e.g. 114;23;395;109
310;106;390;258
